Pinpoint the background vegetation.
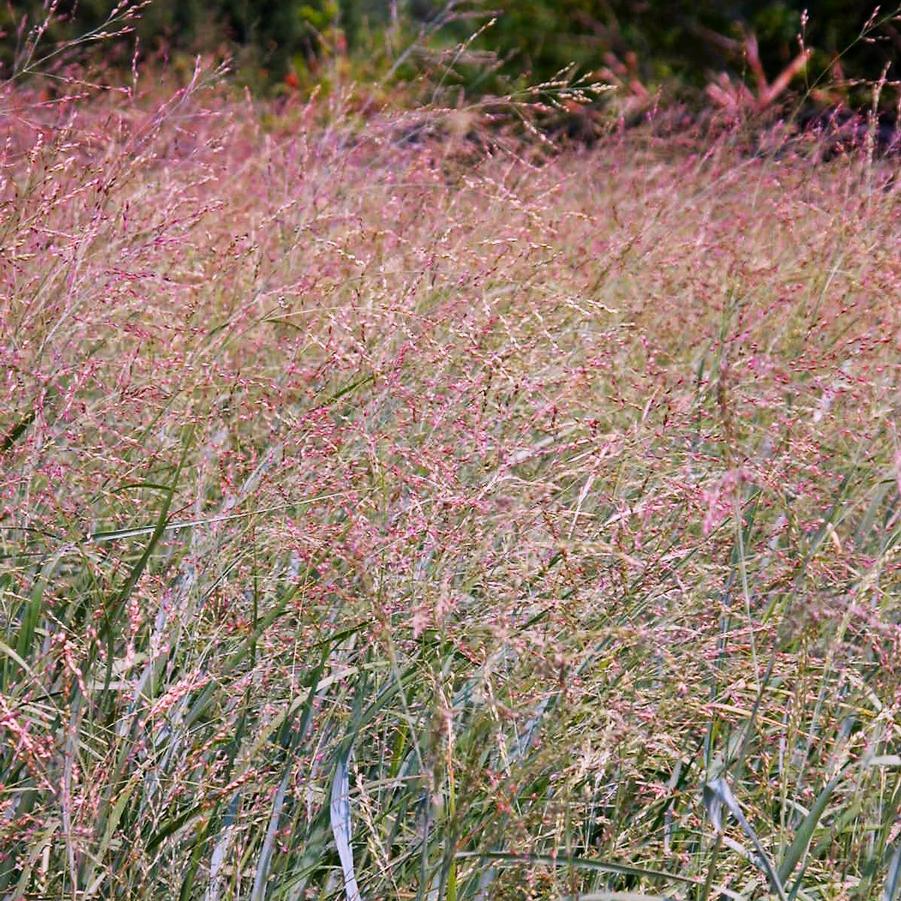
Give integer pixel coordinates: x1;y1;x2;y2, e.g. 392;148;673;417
2;0;899;107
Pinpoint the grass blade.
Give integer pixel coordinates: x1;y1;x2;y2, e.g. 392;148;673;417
330;745;361;901
455;851;704;887
704;777;788;900
886;842;901;901
778;775;840;885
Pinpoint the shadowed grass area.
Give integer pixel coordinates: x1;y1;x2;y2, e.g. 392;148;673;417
0;80;898;900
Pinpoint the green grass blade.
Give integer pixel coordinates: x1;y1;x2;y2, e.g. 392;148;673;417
778;775;841;884
455;851;704;887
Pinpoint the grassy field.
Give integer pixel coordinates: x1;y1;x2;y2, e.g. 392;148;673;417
0;78;899;900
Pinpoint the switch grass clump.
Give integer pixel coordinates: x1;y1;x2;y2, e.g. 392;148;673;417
0;80;899;899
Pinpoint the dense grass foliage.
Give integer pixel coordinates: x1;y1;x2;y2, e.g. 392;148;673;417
0;80;899;900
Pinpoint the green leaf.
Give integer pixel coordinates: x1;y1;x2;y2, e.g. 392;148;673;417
778;775;840;884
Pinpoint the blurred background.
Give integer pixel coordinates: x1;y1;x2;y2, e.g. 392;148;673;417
1;1;898;111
